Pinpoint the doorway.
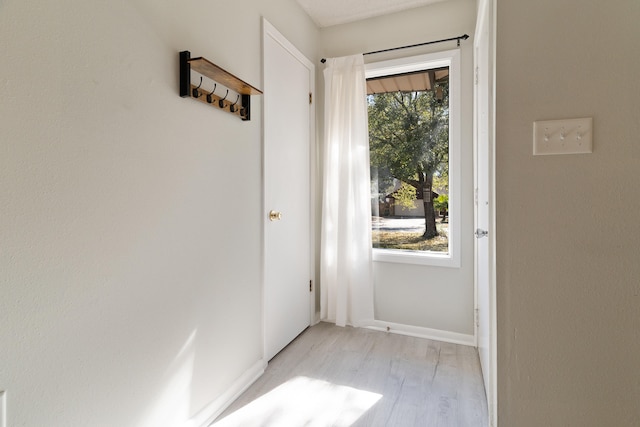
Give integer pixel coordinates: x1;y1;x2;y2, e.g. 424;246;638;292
474;0;497;425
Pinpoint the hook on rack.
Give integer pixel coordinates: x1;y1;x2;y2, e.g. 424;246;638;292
229;95;241;113
192;76;203;98
218;89;229;109
206;83;217;103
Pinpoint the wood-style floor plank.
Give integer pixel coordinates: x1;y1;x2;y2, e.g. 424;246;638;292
214;322;488;427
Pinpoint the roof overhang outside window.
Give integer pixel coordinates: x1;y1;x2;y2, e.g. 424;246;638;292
366;67;448;95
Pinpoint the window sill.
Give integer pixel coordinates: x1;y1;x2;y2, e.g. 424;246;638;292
372;248;460;268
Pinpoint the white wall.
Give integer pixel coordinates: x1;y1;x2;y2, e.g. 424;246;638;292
319;0;477;336
496;1;640;425
0;1;317;426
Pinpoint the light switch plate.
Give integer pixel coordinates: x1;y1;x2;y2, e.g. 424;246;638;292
533;117;592;155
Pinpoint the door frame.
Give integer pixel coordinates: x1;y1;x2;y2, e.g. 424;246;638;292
473;0;497;425
261;18;316;361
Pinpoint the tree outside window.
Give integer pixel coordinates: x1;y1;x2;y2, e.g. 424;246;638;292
368;67;450;252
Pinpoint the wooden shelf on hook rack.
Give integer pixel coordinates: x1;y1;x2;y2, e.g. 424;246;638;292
179;51;262;121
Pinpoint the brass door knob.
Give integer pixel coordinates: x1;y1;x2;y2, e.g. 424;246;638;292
269;210;282;221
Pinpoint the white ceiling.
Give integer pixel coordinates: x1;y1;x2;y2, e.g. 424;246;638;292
296;0;450;28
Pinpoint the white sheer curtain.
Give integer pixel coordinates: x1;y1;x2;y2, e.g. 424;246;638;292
320;54;375;328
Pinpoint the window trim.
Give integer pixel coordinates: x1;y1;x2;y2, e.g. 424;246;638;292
366;49;461;268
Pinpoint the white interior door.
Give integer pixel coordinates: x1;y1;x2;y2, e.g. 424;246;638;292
475;27;490;394
474;0;497;425
263;20;314;362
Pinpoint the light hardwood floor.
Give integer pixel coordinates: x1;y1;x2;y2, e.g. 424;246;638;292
214;322;488;427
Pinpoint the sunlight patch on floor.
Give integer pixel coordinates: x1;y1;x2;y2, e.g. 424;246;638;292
212;376;382;427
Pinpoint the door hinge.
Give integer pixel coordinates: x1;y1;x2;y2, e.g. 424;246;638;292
474;66;479;85
309;280;313;292
309;92;312;104
475;308;480;327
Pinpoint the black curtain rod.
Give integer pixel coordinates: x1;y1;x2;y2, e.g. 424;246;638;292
320;34;469;63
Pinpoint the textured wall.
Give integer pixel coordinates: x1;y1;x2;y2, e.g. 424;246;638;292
0;1;317;426
496;1;640;425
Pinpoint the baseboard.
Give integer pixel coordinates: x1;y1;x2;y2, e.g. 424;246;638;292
367;320;475;347
185;358;267;427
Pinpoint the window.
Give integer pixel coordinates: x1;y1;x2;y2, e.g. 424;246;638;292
366;50;460;267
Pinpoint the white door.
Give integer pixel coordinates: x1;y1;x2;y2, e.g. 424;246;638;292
474;0;497;425
263;20;314;361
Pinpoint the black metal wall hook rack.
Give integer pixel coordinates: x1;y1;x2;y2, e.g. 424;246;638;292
179;51;262;121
